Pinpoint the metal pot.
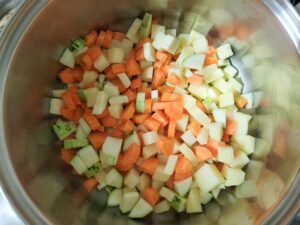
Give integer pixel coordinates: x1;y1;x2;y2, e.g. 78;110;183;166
0;0;299;224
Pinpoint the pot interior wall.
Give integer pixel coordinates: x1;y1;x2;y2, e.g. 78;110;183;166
2;0;300;224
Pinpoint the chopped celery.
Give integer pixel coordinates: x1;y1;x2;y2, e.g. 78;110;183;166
64;138;89;149
52;119;76;141
171;194;186;212
140;13;152;38
72;38;85;50
84;162;102;178
77;90;87;101
105;185;116;194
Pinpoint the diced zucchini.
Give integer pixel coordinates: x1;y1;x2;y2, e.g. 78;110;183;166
186;188;202;213
107;47;125;64
94;54;110;72
120;190;140;213
121;38;135;55
194;163;225;192
84;87;98;107
104;82;120;97
182;54;205;70
136;92;145;113
139;13;152;38
92;91;108;115
105;168;123;188
179;143;198;166
70;155;88;175
163;155;178;175
108;104;123;119
73;46;88;57
222;165;245;186
217;146;234;165
196;127;209;145
128;198;153;218
208;122;223;142
102;136;123;165
171;194;186;212
143;42;156;62
141;66;153;82
64;138;89;149
126;18;142;43
154;200;171;213
108;188;122;206
180;130;197;147
94;169;108;183
123;131;141;150
124;168;140;188
77;145;99;167
174;177;192;197
137;173;151;193
84;162;102;178
109;95;129;105
49;98;64;115
106;185;116;194
117;73;131;89
76;124;88;139
52;119;76;141
79;118;91;135
72;38;85;50
59;48;75;68
98;74;105;90
176;115;189;132
217;43;233;60
153;164;170;182
99;150;112;169
77;90;87;102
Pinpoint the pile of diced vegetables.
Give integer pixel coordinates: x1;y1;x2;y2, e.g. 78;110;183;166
50;13;256;218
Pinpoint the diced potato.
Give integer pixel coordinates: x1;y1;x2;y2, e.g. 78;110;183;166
181;130;197;146
222;165;245;186
124;168;140;188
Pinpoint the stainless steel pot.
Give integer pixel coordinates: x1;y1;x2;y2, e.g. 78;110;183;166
0;0;299;224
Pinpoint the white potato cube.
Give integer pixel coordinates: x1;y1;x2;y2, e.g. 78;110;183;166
174;177;192;197
164;155;178;175
181;130;197;146
109;95;129;105
117;73;131;89
212;109;226;127
217;43;233;60
107;47;125;63
94;54;110;72
176;115;189;132
124;168;140;188
143;144;158;159
142;131;158;145
179;143;198;166
219;93;234;108
108;104;123;119
182;54;205;70
208;122;223;141
143;42;156;62
222;165;245;186
217;146;234;165
192;35;209;54
196;127;209;145
141;66;153;82
232;134;255;155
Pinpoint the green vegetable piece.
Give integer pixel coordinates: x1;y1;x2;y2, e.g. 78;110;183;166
77;90;87;101
136;92;145;113
202;97;214;106
64;138;89;149
171;194;186;212
72;38;85;50
84;162;102;178
53;119;76;141
105;185;116;194
139;13;152;38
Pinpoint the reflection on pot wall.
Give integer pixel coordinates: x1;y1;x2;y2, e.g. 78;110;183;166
1;0;299;225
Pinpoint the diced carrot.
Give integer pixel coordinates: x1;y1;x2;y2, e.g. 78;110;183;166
79;54;93;71
187;75;204;85
72;66;84;82
175;131;183;140
60;108;81;122
166;175;175;190
68;86;82;105
165;54;172;65
168;119;176;138
157;86;175;94
153;60;165;69
102;30;113;48
58;68;76;84
144;117;161;131
155;51;169;63
116;143;141;171
139;157;158;175
124;89;137;102
151;111;169;127
95;108;109;119
167;74;180;85
144;187;160;207
111;63;127;74
174;155;192;181
127;49;136;60
194;145;213;162
96;31;106;47
235;96;248;109
158;125;165;135
206;46;216;57
111;128;124;138
104;66;116;80
138;87;151;98
152;69;166;88
135;37;151;50
83;111;103;131
217;24;235;38
113;32;125;41
126;59;141;77
204;56;218;66
152;19;159;24
120;102;135;121
61;148;76;164
136;47;145;61
152;102;168;111
165;102;183;120
84;81;96;89
133;113;150;124
161;93;182;102
156;136;174;156
206;139;226;157
161;64;170;75
225;119;236;135
112;79;127;93
85;30;98;47
144;99;152;114
131;78;142;89
222;133;230;143
62;90;76;110
235;23;250;40
118;120;135;134
83;178;98;193
196;100;208;113
100;116;117;127
188;121;201;136
86;46;102;61
172;53;180;61
88;132;107;150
